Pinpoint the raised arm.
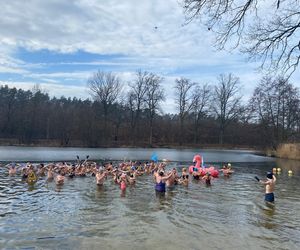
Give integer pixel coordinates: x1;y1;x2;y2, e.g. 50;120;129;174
162;170;175;181
260;179;270;185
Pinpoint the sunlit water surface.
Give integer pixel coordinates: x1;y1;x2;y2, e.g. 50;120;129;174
0;147;299;249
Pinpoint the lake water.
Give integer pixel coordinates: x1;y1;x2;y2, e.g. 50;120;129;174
0;146;273;162
0;147;299;249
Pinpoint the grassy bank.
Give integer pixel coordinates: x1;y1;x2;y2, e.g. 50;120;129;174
275;143;300;161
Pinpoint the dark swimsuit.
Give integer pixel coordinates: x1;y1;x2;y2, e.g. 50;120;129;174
155;181;166;192
205;179;211;185
182;175;189;179
265;193;275;202
22;174;28;180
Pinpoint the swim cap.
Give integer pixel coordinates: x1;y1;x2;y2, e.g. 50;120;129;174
266;172;273;179
227;163;231;167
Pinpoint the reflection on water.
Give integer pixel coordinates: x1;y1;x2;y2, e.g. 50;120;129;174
276;158;300;175
0;160;300;249
0;146;274;162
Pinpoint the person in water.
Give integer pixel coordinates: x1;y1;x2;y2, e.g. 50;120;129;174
27;164;37;185
166;168;178;187
8;163;17;176
221;164;234;177
256;172;276;203
179;168;189;186
96;169;107;186
47;165;54;181
118;173;127;191
56;171;65;185
192;167;201;180
128;170;136;185
202;172;212;186
154;169;176;192
37;163;46;177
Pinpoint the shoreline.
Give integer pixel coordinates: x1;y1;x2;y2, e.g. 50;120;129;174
0;142;261;151
0;138;260;151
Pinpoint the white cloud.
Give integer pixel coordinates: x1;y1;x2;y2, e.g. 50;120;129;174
0;0;299;114
0;0;215;58
28;71;91;81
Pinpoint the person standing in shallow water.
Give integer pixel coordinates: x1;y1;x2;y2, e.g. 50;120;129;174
255;172;276;203
202;172;212;186
154;169;176;192
96;169;107;186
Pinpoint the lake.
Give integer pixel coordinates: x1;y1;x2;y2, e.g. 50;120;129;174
0;147;299;249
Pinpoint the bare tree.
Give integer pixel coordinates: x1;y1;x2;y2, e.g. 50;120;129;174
211;73;242;145
182;0;300;77
144;73;165;146
174;77;196;145
127;70;148;142
192;83;211;143
250;76;300;147
88;70;122;141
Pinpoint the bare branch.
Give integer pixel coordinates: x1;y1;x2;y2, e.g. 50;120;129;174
182;0;300;76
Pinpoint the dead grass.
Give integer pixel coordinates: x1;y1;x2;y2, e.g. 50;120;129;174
276;143;300;160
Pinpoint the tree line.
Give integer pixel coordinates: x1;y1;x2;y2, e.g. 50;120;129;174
0;70;299;149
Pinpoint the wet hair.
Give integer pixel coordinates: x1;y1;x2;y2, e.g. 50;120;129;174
159;171;164;176
266;172;273;179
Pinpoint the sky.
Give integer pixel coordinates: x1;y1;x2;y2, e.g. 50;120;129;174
0;0;299;113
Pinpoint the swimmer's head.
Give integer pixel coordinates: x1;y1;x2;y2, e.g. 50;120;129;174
266;172;273;179
206;172;211;176
227;163;231;167
182;168;186;172
159;171;164;176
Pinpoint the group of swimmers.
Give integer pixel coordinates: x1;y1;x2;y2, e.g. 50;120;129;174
4;157;275;203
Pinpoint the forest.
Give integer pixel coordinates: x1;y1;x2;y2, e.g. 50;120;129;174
0;70;299;149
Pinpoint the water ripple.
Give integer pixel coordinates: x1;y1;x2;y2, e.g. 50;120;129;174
0;162;299;249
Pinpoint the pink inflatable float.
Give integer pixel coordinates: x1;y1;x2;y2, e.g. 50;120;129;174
189;155;202;174
189;154;219;178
